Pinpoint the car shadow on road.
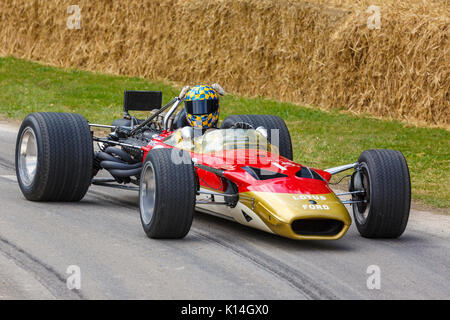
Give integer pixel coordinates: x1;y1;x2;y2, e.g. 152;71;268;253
192;211;356;253
80;189;429;253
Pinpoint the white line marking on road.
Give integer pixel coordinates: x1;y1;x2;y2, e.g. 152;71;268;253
0;175;17;182
0;124;19;134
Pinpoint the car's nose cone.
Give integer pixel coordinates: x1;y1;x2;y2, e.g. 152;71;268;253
239;190;351;240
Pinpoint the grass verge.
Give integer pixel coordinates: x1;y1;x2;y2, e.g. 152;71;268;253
0;56;448;209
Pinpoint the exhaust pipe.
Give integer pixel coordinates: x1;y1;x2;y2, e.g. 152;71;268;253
96;147;142;178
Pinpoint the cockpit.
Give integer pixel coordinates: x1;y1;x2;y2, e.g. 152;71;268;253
164;127;279;155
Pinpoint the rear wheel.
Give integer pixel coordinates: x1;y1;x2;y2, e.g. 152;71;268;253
15;112;93;201
350;149;411;238
139;148;196;239
221;114;293;160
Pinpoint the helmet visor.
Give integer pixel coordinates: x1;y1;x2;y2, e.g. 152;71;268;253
185;99;219;115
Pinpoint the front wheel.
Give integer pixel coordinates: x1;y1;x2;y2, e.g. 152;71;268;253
350;149;411;238
139;148;196;239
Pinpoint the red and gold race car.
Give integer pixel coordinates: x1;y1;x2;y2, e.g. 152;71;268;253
15;85;411;241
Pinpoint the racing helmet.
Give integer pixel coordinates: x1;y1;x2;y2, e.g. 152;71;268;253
184;85;220;130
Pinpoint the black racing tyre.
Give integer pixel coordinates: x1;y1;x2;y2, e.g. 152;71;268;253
350;149;411;238
139;148;196;239
220;114;293;160
15;112;93;202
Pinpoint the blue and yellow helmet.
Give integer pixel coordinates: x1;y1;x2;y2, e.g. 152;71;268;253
184;85;220;130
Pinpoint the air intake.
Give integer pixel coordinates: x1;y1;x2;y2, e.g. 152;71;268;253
241;166;288;180
295;167;325;181
291;219;344;236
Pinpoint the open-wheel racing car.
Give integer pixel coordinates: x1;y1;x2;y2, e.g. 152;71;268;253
15;84;411;240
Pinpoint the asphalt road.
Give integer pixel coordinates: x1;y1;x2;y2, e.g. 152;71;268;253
0;121;449;300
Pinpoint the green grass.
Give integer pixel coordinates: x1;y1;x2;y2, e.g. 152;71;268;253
0;56;448;209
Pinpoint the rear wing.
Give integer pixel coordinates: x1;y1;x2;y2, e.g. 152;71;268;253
123;90;162;118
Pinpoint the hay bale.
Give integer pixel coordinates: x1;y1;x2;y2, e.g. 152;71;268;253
0;0;448;128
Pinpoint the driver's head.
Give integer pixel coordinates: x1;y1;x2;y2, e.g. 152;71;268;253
184;85;219;130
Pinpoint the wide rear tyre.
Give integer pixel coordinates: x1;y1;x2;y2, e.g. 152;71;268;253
15;112;93;201
139;148;196;239
350;149;411;238
220;114;293;160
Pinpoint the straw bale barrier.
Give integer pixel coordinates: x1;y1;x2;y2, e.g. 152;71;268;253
0;0;448;127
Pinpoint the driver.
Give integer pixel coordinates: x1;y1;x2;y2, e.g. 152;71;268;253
184;85;220;130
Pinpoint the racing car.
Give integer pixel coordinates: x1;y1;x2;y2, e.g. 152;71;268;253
15;84;411;240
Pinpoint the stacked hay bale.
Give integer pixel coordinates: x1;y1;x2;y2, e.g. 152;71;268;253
0;0;448;127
